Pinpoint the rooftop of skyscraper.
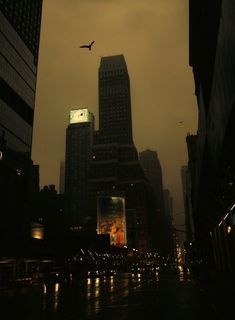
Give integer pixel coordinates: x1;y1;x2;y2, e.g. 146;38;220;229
100;54;127;70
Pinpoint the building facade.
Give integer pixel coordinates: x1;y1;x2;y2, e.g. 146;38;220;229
139;149;167;254
98;55;133;144
139;150;165;218
0;1;43;252
90;55;150;250
64;108;94;228
189;0;235;274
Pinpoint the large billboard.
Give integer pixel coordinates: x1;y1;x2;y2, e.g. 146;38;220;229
30;222;44;240
97;196;127;246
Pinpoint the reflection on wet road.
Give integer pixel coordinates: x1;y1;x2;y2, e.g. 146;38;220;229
0;268;221;320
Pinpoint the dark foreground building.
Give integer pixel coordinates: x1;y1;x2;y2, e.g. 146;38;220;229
189;0;235;276
0;1;43;254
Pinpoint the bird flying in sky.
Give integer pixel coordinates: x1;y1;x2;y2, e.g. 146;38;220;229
80;41;95;50
178;121;184;124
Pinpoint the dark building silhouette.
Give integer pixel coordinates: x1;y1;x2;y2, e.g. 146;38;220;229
139;149;167;254
184;133;197;246
181;165;194;245
139;150;165;217
59;160;65;195
139;150;166;254
0;1;43;254
36;185;64;237
27;163;40;213
189;0;235;274
98;55;133;144
163;189;175;257
90;55;150;250
64;108;94;228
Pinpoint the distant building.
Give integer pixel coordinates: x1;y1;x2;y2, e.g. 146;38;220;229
181;165;194;244
163;189;173;219
185;133;197;243
0;1;43;253
90;55;150;250
38;185;63;235
163;189;175;258
139;150;165;217
64;108;94;228
139;149;166;253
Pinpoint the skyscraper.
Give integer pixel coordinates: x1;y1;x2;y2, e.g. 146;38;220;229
59;160;65;194
0;1;43;251
90;55;150;250
139;149;169;254
98;55;133;144
139;149;165;217
64;108;94;228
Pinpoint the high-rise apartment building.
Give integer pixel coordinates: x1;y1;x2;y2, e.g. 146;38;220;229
64;108;94;228
0;1;43;250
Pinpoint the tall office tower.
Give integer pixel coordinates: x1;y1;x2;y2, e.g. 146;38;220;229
139;149;167;254
98;55;133;144
163;189;175;258
90;55;150;250
64;108;94;229
139;150;165;216
59;160;65;194
181;165;194;245
0;1;43;250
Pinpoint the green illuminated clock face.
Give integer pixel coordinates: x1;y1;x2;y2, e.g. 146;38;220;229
69;109;88;124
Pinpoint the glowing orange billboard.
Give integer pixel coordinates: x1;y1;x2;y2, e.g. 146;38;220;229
97;196;127;246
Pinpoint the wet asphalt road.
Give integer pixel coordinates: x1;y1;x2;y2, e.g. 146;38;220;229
0;268;223;320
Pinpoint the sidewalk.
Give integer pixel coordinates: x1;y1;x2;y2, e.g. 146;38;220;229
195;271;235;318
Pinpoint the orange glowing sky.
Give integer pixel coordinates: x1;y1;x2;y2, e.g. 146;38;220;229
32;0;198;229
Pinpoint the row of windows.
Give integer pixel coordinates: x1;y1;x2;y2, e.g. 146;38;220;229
99;69;126;76
100;86;128;93
0;0;43;62
0;31;37;86
0;98;32;148
0;55;35;107
0;77;33;126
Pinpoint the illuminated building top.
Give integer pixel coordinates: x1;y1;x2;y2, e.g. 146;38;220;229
69;108;92;124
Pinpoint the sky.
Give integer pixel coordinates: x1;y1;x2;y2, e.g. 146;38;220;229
32;0;198;230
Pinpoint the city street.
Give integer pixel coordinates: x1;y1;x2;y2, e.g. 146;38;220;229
0;267;224;320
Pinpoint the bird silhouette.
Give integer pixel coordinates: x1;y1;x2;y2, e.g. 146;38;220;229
178;121;184;124
80;41;95;50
